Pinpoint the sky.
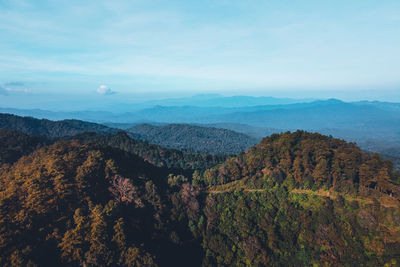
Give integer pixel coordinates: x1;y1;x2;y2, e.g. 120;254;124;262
0;0;400;109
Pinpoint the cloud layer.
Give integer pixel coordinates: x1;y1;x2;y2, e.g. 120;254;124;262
0;0;399;95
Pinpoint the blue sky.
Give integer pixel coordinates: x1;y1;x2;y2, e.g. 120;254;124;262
0;0;400;108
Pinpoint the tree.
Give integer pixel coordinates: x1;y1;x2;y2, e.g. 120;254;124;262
85;205;112;266
109;175;137;204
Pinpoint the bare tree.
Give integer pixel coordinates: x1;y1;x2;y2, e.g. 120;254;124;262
109;175;138;205
181;183;200;219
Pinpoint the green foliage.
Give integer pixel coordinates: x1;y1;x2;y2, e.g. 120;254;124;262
0;141;175;266
198;188;400;266
0;129;399;266
201;131;400;198
71;131;228;171
168;174;188;188
0;113;228;170
128;123;258;154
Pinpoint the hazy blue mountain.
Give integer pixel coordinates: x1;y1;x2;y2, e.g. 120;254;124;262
6;98;399;127
353;100;400;112
123;99;400;129
0;107;121;122
0;95;313;121
130;94;314;108
210;99;400;129
122;100;400;142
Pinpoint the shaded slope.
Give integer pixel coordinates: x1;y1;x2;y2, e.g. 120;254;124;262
0;114;228;170
0;129;50;165
128;123;258;154
69;131;228;170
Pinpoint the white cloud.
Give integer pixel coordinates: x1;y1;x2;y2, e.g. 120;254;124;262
97;85;115;95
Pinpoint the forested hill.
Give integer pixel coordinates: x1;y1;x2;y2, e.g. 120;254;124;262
202;131;400;196
0;130;400;266
0;114;257;156
194;131;400;266
0;129;50;165
128;123;258;154
0;126;228;171
0;140;193;266
69;132;228;171
0;113;119;137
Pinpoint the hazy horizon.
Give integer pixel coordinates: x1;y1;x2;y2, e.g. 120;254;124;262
1;90;400;111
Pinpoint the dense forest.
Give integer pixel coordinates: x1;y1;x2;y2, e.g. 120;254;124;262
0;122;399;265
68;132;228;171
0;129;50;165
202;131;400;193
195;131;400;266
0;141;190;266
0;114;229;170
0;113;257;157
128;124;258;154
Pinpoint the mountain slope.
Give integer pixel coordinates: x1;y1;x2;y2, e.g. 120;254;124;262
69;131;228;170
0;140;203;266
190;131;400;266
0;113;228;171
0;129;399;266
0;129;50;165
199;122;283;139
128;124;258;154
0;113;119;137
202;131;400;195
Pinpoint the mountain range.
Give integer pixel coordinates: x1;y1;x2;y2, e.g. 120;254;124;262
1;111;399;170
0;117;398;266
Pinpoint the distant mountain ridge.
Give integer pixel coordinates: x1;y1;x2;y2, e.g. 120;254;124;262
0;95;313;121
2;98;400;129
0;113;120;137
133;94;314;108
